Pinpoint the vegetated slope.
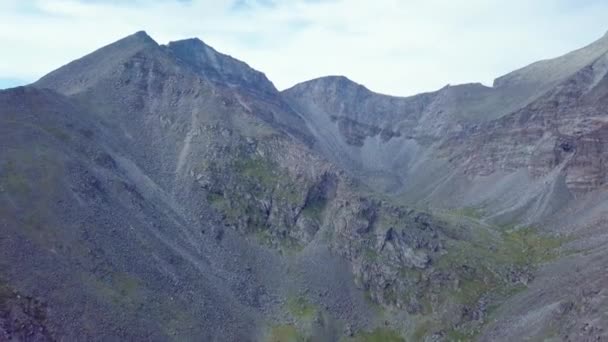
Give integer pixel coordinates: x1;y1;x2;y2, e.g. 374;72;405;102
1;30;607;341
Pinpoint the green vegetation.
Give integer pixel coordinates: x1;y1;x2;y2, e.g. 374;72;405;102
83;272;145;312
449;207;484;220
206;192;225;206
301;197;327;221
82;271;199;340
255;229;303;254
205;153;312;254
377;213;400;230
236;156;303;206
342;328;404;342
160;300;199;340
434;224;563;307
363;291;385;316
1;151;64;247
235;157;277;187
501;227;564;265
207;154;565;341
281;186;302;206
363;248;379;261
411;320;434;341
42;125;70;142
445;328;477;341
0;280;12;309
267;325;308;342
390;206;568;340
287;296;316;320
112;272;141;298
0;160;30;195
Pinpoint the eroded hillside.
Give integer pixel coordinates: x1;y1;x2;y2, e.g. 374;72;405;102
1;30;608;341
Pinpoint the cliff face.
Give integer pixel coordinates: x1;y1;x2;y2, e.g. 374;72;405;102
2;30;608;341
448;49;608;195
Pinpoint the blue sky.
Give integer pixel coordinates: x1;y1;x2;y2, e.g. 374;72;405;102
1;0;607;95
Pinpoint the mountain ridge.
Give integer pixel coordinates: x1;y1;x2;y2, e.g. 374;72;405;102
3;30;608;341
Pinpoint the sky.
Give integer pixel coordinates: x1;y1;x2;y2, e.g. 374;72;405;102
1;0;607;95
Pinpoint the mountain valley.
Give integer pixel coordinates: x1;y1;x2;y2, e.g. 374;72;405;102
2;30;608;341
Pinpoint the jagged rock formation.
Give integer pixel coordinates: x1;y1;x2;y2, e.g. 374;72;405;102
1;30;608;341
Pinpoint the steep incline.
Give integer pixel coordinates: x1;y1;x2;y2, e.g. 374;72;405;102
165;38;277;97
282;32;608;342
0;87;269;340
4;31;539;341
493;30;608;109
165;38;314;144
4;30;608;341
36;31;159;95
284;32;608;222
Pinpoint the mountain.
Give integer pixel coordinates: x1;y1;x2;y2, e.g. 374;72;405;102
1;30;608;341
284;32;608;222
284;31;608;341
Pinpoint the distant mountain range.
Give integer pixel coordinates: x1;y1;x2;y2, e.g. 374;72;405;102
2;30;608;341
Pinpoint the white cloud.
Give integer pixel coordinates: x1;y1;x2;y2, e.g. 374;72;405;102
1;0;607;95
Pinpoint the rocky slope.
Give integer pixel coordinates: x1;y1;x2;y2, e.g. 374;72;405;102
283;31;608;341
284;31;608;221
1;30;608;341
0;32;510;341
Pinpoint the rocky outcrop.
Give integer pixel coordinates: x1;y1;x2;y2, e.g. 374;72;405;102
445;50;608;194
0;282;52;342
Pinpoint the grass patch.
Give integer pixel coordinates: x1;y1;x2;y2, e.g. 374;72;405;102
287;296;316;320
501;227;564;266
363;291;385;316
0;160;30;195
279;185;302;205
207;192;225;206
449;207;484;220
363;248;379;261
267;324;308;342
342;328;404;342
83;272;145;312
1;150;64;247
159;298;199;340
432;225;565;313
0;280;13;309
301;195;328;222
400;223;566;340
411;320;435;341
255;229;303;254
445;327;477;341
235;157;277;187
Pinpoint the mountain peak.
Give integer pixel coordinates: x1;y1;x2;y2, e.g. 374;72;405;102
168;37;206;46
129;30;157;45
285;75;369;95
305;75;359;85
166;37;278;96
35;31;160;94
104;30;158;51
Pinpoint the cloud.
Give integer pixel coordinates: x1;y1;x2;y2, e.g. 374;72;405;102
0;0;607;95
